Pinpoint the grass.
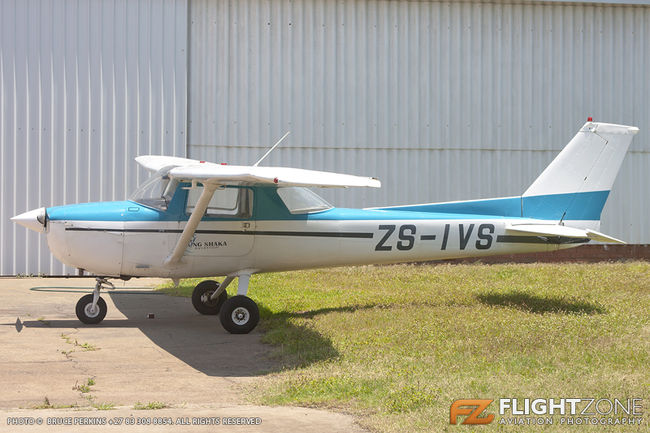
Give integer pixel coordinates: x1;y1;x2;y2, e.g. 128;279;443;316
73;378;95;394
92;402;115;410
79;342;98;351
133;401;169;410
158;262;650;432
60;334;99;352
31;397;76;410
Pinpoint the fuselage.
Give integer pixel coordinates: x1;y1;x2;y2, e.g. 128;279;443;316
11;121;638;279
43;185;588;278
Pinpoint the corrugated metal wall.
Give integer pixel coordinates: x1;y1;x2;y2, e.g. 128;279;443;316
188;0;650;243
2;0;649;275
0;0;188;275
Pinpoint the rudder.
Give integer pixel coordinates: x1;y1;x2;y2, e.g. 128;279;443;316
522;121;638;226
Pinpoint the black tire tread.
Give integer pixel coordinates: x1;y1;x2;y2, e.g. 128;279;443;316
75;294;107;325
219;295;260;334
191;280;227;315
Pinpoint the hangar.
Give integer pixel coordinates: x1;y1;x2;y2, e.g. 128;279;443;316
1;0;649;275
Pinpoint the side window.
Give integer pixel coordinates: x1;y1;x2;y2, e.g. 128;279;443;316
186;187;253;218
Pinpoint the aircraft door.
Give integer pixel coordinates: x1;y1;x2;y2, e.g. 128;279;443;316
184;186;255;257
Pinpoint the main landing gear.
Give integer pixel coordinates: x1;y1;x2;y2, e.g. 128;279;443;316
191;274;260;334
74;275;259;334
76;277;113;324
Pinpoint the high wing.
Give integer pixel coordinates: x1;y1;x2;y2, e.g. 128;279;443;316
136;155;381;266
135;155;203;173
136;155;381;188
505;224;625;244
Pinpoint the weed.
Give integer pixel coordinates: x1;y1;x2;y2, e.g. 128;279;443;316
73;377;95;394
60;334;100;354
32;396;76;409
80;342;98;351
92;402;115;410
133;401;168;410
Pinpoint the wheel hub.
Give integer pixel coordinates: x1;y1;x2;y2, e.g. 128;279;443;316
84;303;99;318
201;291;217;306
231;307;250;325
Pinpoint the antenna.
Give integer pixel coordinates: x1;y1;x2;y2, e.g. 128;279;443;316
253;131;291;167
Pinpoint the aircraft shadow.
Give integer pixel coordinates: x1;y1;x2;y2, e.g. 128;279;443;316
254;304;384;369
475;290;606;315
20;289;340;377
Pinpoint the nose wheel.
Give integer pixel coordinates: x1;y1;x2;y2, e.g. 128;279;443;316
75;277;112;324
76;294;107;324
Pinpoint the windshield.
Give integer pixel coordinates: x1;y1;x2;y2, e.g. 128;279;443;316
129;175;179;210
277;187;332;214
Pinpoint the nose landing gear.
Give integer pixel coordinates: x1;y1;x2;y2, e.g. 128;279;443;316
75;277;113;324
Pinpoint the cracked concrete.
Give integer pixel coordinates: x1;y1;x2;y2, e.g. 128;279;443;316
0;277;366;433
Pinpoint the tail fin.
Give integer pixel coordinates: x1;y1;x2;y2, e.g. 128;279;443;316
522;121;638;226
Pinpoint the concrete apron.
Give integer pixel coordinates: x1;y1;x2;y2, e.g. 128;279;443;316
0;278;365;433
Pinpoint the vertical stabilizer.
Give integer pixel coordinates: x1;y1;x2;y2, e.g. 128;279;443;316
522;121;638;224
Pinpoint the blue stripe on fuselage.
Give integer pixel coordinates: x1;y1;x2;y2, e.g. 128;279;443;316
47;201;175;221
305;208;510;220
47;201;510;222
47;190;610;223
375;190;609;221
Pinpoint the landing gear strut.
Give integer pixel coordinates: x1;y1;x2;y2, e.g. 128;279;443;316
75;277;112;324
192;275;259;333
191;274;259;334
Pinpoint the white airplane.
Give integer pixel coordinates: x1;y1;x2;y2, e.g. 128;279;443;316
12;121;638;334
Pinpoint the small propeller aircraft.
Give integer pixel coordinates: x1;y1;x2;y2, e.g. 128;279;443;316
12;121;638;333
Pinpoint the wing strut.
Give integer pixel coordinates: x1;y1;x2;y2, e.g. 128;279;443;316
164;183;217;266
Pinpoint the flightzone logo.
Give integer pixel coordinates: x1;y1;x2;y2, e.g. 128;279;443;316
450;400;494;425
450;398;644;426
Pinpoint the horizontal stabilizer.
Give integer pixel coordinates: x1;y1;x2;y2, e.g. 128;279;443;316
505;224;625;244
584;229;626;244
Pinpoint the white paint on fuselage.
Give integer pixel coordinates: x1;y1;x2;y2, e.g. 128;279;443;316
46;216;587;278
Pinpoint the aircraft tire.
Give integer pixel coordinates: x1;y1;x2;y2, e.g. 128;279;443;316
75;294;107;324
219;295;259;334
191;280;227;315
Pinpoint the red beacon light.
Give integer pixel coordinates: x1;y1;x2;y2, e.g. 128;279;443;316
220;162;228;165
587;117;593;122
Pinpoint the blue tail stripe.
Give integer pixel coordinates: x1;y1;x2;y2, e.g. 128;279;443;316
376;190;610;221
375;196;522;218
522;190;609;221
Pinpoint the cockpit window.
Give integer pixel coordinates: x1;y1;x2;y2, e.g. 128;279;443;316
185;186;253;218
129;175;179;211
277;187;332;214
